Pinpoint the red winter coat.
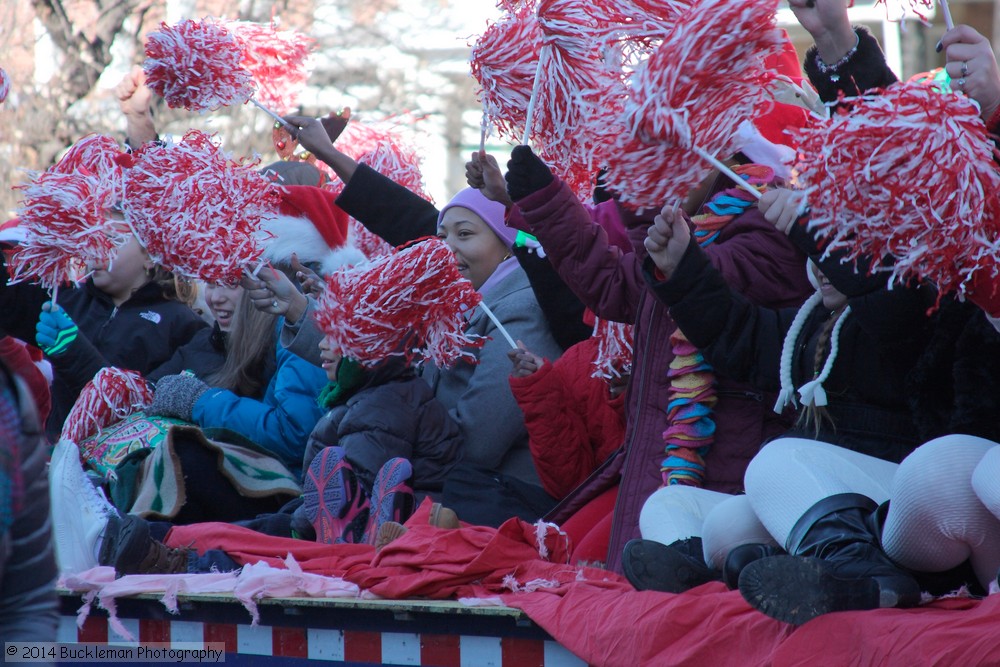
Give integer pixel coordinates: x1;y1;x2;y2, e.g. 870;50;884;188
509;338;626;499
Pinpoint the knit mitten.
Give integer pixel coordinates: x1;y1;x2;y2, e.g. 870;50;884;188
148;374;210;423
505;146;554;202
36;304;79;356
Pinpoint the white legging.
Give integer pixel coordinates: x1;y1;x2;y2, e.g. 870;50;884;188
639;486;776;569
745;435;1000;589
882;436;1000;587
743;438;899;547
640;436;1000;586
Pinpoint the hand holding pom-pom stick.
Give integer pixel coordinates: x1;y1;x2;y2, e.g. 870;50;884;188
644;202;692;282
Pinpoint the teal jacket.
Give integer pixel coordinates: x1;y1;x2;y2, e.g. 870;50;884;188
191;340;327;477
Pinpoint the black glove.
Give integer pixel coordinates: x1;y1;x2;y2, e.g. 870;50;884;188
505;146;554;202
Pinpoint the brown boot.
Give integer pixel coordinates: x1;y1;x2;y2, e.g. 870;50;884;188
99;515;190;576
374;503;461;551
429;502;460;529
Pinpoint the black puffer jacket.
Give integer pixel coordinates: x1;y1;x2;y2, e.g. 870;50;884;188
647;235;936;463
303;358;462;496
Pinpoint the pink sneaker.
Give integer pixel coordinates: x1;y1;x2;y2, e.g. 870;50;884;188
303;446;370;544
362;458;414;545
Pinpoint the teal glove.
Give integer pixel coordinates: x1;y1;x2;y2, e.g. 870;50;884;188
36;303;79;356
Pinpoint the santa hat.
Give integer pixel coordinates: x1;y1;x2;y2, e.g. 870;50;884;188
736;30;814;179
259;185;366;275
0;217;25;247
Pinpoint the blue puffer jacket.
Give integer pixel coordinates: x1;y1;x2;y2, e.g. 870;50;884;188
191;339;327;477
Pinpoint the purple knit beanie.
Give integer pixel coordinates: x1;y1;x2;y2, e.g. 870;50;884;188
437;188;516;248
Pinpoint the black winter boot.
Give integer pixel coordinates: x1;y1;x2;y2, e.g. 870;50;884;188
721;543;784;590
622;537;722;593
738;493;921;625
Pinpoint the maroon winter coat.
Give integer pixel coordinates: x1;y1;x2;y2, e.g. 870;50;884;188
513;177;813;573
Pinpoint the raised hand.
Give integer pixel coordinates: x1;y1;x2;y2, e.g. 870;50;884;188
466;151;513;206
787;0;856;65
758;188;809;236
941;25;1000;122
644;203;691;281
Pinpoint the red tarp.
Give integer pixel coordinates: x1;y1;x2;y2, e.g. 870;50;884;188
165;500;1000;667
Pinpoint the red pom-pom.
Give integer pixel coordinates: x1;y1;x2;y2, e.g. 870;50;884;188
62;367;153;446
51;134;127;208
325;121;431;261
226;20;314;115
144;18;255;112
471;4;541;146
0;67;10;104
125;130;281;284
358;138;433;204
794;82;1000;303
10;135;130;289
591;318;634;380
313;238;485;368
471;1;629;198
604;0;784;210
11;173;117;289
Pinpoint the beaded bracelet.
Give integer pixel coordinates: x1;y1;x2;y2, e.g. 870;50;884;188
815;32;861;82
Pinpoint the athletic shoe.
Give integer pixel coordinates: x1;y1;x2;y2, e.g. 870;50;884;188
49;439;118;575
362;458;414;545
99;514;188;575
303;446;369;544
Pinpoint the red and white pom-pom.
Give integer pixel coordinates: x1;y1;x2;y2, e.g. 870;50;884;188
226;20;313;114
347;218;395;261
591;318;634;380
875;0;935;23
321;118;429;195
471;0;629;198
794;82;1000;301
0;67;10;104
313;238;485;368
10;172;121;289
51;134;127;208
61;367;153;446
604;0;784;209
125;130;280;284
359;138;433;203
144;18;254;112
471;3;543;145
